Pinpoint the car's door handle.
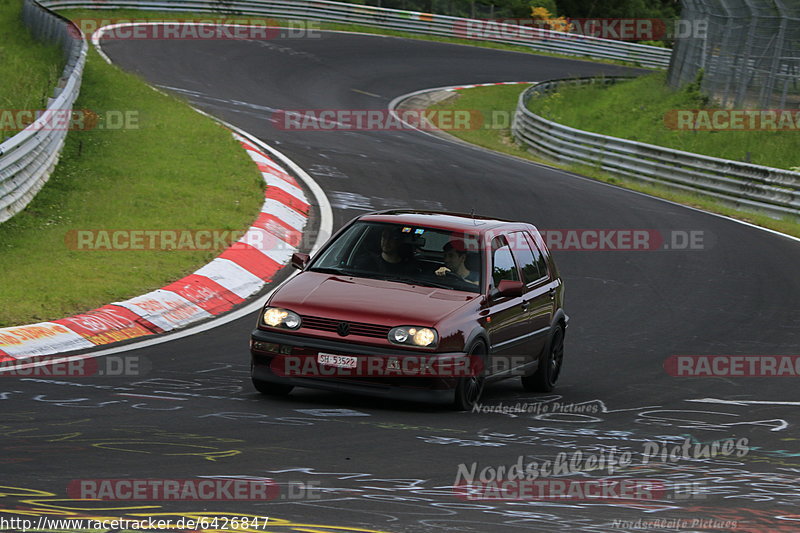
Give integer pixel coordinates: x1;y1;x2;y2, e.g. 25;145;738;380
549;288;555;299
521;301;530;311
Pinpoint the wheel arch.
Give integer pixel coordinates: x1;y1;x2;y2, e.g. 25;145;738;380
464;326;490;353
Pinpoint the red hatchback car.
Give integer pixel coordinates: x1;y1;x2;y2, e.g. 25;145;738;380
250;210;567;409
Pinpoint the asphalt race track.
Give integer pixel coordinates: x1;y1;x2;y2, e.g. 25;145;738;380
2;29;800;533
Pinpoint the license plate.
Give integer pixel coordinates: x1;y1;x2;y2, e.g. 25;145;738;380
317;353;358;369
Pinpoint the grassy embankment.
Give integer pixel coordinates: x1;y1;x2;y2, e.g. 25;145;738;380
0;0;64;142
0;1;264;326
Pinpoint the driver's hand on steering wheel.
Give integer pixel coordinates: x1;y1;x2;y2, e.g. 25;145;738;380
435;266;450;277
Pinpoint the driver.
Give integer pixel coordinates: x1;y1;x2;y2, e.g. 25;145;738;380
355;226;419;276
435;239;479;286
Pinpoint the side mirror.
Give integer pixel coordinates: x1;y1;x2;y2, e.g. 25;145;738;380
496;279;524;298
291;252;310;270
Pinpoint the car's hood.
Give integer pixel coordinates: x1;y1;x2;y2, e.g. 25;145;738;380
269;272;478;326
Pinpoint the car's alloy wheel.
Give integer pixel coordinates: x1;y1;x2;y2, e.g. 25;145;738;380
521;327;564;392
453;341;486;411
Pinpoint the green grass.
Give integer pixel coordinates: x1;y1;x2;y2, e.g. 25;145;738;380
528;72;800;171
0;45;264;327
427;84;800;238
424;85;532;153
0;0;65;142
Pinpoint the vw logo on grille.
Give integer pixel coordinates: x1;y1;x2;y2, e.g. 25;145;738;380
337;322;351;337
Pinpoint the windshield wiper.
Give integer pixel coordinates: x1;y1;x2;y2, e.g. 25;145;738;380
372;275;455;290
309;266;354;276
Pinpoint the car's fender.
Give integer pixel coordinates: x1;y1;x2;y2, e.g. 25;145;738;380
463;326;490;354
552;308;569;332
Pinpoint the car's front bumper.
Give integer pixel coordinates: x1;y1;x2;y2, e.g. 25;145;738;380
250;328;470;404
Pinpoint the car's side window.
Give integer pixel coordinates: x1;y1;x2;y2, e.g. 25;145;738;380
491;236;520;288
524;232;550;280
510;231;547;284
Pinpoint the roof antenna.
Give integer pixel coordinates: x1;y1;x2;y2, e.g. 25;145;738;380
470;208;477;224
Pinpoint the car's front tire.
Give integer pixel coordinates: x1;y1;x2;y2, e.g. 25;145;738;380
521;326;564;392
453;341;487;411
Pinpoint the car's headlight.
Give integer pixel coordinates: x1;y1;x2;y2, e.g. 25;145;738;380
262;307;302;329
389;326;438;347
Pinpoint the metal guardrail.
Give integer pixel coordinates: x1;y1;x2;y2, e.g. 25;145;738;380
513;77;800;218
39;0;671;68
0;0;87;223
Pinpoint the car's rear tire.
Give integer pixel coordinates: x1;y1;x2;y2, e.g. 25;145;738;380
521;326;564;392
252;378;294;396
453;341;486;411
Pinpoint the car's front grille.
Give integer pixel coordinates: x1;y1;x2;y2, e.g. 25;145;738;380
300;315;390;339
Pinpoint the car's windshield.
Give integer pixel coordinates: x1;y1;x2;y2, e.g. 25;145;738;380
309;221;482;293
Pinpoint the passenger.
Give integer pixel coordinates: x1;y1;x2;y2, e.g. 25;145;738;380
435;239;479;286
